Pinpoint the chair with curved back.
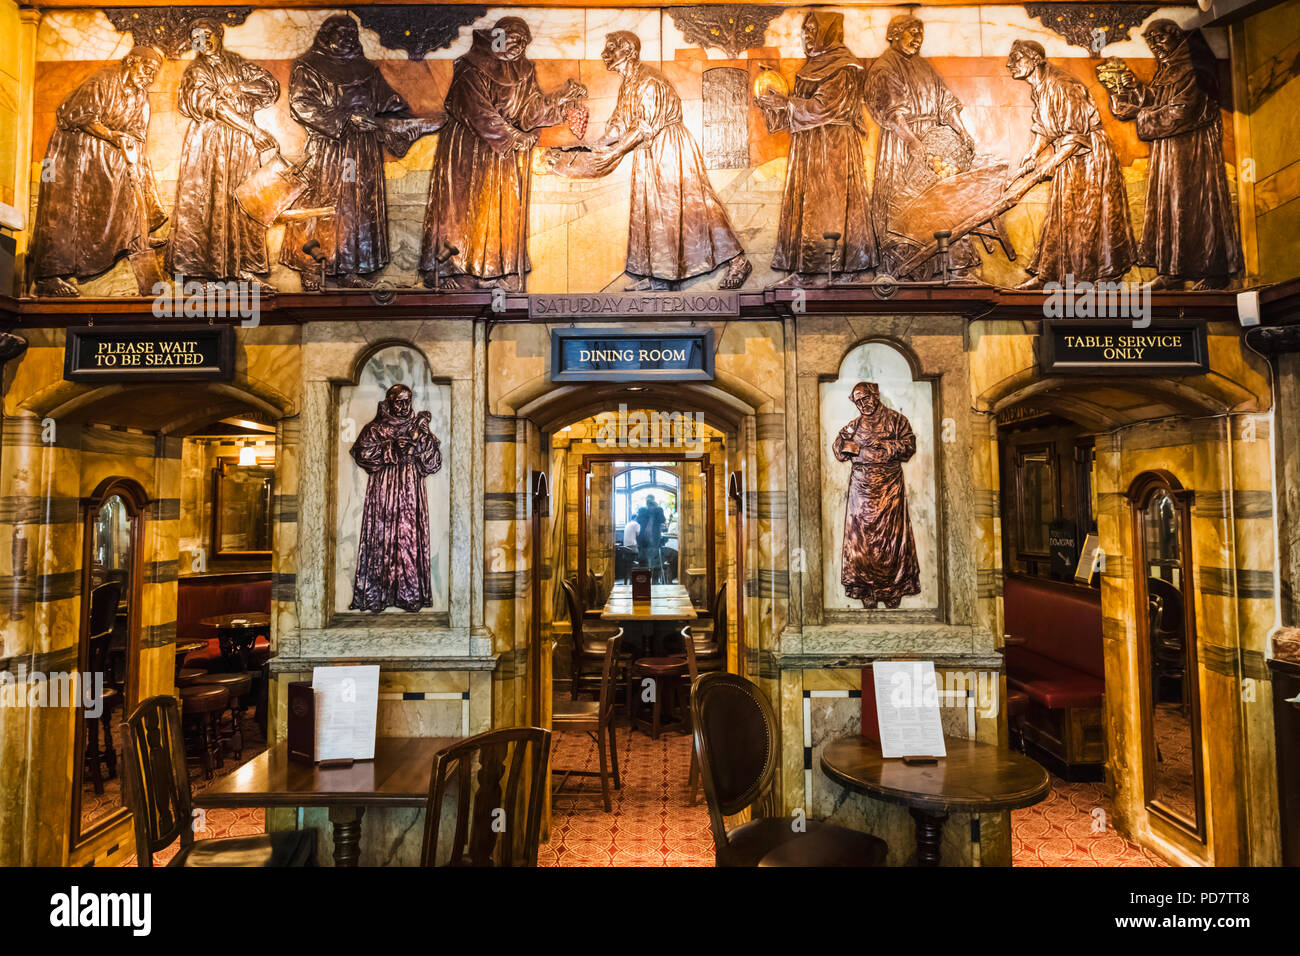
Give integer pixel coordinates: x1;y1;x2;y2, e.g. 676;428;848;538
122;695;316;866
420;726;551;866
84;581;123;794
690;672;888;867
561;578;625;700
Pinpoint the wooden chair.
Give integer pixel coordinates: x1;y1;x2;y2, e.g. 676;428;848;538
690;672;889;867
420;726;551;866
552;630;623;812
561;578;625;700
84;581;122;794
686;582;728;674
122;695;316;866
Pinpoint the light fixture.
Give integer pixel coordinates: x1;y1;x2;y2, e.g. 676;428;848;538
625;386;647;392
238;444;257;466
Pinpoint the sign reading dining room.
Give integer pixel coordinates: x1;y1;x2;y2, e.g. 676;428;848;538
1039;322;1209;375
64;325;234;383
551;329;715;383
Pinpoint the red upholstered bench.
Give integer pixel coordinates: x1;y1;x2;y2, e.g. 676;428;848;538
177;573;272;670
1002;575;1106;780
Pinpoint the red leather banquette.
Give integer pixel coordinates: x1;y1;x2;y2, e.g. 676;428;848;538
1002;575;1106;779
177;573;271;670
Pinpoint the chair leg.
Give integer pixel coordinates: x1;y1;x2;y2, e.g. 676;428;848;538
651;678;662;740
607;721;621;790
687;742;701;805
102;709;117;779
86;718;105;795
596;728;612;812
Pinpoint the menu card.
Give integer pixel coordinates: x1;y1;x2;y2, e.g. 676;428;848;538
311;665;380;762
872;660;947;759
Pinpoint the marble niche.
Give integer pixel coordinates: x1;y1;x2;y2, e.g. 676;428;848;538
334;344;452;616
819;341;940;612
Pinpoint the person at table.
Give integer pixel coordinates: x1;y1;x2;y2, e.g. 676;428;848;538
833;382;920;608
623;513;642;550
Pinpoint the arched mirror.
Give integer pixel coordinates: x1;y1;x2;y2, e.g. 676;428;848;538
1127;471;1206;843
72;478;147;846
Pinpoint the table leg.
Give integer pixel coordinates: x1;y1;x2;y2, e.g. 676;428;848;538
909;807;948;867
328;806;365;867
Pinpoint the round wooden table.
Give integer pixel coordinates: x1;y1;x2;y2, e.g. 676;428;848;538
201;613;270;671
820;735;1050;866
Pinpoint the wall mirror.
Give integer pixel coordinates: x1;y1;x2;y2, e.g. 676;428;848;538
212;459;274;558
1128;471;1206;843
73;478;146;847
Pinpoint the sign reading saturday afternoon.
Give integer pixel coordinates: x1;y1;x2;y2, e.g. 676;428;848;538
64;325;235;383
529;292;739;319
551;328;715;382
1039;323;1208;375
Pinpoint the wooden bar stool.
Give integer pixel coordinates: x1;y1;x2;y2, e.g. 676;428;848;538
193;672;253;759
176;668;205;688
180;684;229;778
629;626;698;739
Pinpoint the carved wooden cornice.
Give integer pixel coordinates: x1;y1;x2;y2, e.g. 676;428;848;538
1023;3;1159;51
104;7;253;58
668;5;784;58
350;5;486;60
0;287;1245;328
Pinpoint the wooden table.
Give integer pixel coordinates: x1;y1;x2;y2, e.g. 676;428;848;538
194;736;454;866
201;612;269;671
601;583;697;656
820;735;1050;866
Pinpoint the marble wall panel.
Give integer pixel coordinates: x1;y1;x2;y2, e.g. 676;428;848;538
334;345;451;615
820;342;940;611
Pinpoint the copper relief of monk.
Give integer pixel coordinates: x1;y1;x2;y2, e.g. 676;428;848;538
833;382;921;609
350;384;443;613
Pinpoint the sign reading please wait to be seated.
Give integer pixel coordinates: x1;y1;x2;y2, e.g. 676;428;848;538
64;325;235;383
551;328;715;382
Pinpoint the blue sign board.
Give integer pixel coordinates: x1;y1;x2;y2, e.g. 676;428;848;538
551;329;715;382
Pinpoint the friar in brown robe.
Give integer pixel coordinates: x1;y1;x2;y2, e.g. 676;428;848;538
418;17;584;291
757;11;874;285
833;382;921;609
577;31;750;291
1006;39;1135;289
865;16;979;279
167;18;280;287
1106;20;1242;290
29;47;165;296
281;15;440;290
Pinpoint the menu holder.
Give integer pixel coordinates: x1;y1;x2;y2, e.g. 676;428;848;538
630;568;652;603
287;680;315;764
872;660;947;760
311;664;380;764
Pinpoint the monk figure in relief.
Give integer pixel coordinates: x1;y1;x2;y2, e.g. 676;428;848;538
350;384;442;612
833;382;921;609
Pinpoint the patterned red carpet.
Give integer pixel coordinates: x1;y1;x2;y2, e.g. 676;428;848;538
541;724;713;866
121;721;1167;866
